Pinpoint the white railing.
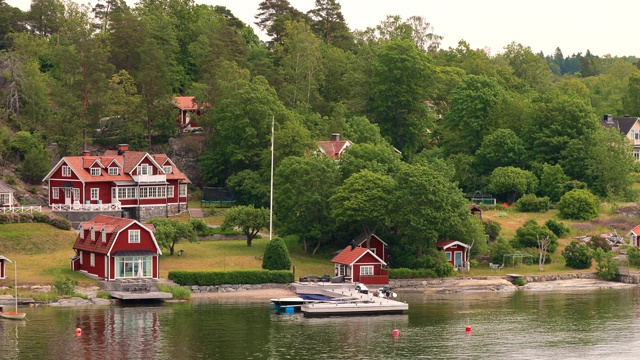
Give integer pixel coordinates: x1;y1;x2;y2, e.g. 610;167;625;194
132;174;166;183
0;206;42;213
51;202;121;212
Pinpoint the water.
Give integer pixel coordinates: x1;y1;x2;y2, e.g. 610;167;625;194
2;288;640;359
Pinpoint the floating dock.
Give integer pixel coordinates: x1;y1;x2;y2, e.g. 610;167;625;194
292;283;408;317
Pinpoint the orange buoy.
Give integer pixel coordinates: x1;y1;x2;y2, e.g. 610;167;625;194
465;326;472;332
75;328;82;335
392;329;400;337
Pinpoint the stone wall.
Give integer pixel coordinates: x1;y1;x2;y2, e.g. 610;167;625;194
138;204;186;222
185;283;293;293
389;273;600;288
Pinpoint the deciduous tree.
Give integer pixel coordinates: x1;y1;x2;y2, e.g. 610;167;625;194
221;205;269;247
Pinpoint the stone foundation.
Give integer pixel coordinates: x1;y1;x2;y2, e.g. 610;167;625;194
185;283;293;293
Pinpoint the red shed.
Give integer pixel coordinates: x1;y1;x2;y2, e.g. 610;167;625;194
72;215;161;281
0;255;10;279
435;240;470;270
331;245;388;285
353;232;390;264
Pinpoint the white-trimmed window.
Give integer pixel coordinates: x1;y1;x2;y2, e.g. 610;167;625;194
102;229;106;243
79;226;84;239
0;193;10;204
360;266;374;276
179;184;187;197
52;188;59;199
91;227;96;241
138;164;150;175
62;166;71;177
91;188;99;200
139;186;166;199
167;186;174;198
446;252;452;262
163;165;172;174
108;167;119;176
91;167;101;176
90;253;95;267
117;187;137;199
129;230;140;243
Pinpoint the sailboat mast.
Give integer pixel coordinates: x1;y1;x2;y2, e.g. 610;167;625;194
269;116;274;241
14;260;17;312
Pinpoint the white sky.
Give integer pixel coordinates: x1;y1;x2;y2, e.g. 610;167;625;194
6;0;638;57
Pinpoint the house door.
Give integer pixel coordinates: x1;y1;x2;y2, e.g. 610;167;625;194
454;251;463;267
64;188;72;205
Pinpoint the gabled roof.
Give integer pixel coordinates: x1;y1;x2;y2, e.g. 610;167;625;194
0;181;14;194
435;240;470;250
73;215;159;255
331;246;386;266
173;96;199;110
600;115;640;136
627;224;640;237
316;140;352;159
353;232;388;247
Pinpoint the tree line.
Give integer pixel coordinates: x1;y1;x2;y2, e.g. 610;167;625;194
1;0;640;269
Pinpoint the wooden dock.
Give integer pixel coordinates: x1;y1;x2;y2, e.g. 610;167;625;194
294;283;408;317
101;279;172;301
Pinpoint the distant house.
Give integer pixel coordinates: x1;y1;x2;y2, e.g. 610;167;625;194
71;215;161;281
0;181;15;208
435;240;470;270
626;225;640;247
600;114;640;161
468;204;482;219
0;255;10;279
42;144;190;222
172;96;206;132
316;133;353;159
331;245;388;285
352;232;390;264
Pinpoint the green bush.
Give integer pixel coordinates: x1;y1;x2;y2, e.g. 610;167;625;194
389;268;438;279
544;218;570;237
482;219;501;242
189;219;209;234
513;219;559;253
587;236;612;252
593;248;618;280
557;189;600;221
561;241;593;269
512;277;526;286
53;276;78;296
167;270;294;286
515;194;550;212
157;284;191;300
19;146;50;184
262;237;292;270
488;237;514;264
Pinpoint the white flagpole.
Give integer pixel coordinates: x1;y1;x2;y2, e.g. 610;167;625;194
269;116;274;241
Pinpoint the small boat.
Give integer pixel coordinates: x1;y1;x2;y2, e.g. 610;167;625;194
0;259;26;320
270;294;342;311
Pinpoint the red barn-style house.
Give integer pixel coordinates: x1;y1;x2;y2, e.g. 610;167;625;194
352;232;390;264
435;240;470;270
71;215;161;280
172;96;206;132
331;244;389;285
43;144;190;222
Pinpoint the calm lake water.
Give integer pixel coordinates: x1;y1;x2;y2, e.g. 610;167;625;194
3;288;640;359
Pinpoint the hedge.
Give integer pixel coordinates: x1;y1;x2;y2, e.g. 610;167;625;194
168;270;294;286
389;268;438;279
0;212;71;230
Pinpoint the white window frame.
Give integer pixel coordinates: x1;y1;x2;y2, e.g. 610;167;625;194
163;165;172;174
138;164;149;175
360;266;374;276
167;185;174;198
117;187;137;200
90;253;95;267
90;168;101;176
91;227;95;241
179;184;187;197
91;188;99;200
129;230;140;243
52;187;59;199
79;227;84;239
108;167;119;176
62;166;71;177
446;252;452;262
102;230;106;243
0;193;10;204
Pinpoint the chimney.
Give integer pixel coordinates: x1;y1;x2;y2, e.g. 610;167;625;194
331;133;340;142
82;150;90;157
604;114;614;123
349;239;356;251
117;144;129;155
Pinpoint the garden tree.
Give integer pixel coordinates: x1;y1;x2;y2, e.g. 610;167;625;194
544;218;570;238
329;169;395;239
537;235;552;271
593;247;618;280
343;115;386;145
338;143;402;180
19;145;50;184
562;241;593;269
488;237;513;265
473;128;526;175
512;219;558;253
483;219;501;242
27;0;64;36
369;38;435;156
254;0;309;47
440;75;506;156
274;156;340;254
148;218;198;255
307;0;352;49
587;236;612;252
585;128;635;199
276;21;323;109
499;42;555;91
538;163;570;203
557;189;600;221
226;170;269;208
486;166;538;204
50;1;114;151
625;246;640;268
392;162;475;257
261;237;292;270
220;205;269;247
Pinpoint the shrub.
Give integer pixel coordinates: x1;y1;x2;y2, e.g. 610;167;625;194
557;189;600;221
626;246;640;268
157;284;191;300
515;194;551;212
482;220;501;242
262;237;292;270
587;236;612;252
513;219;559;253
544;219;570;238
561;241;592;269
593;248;618;280
512;277;526;286
189;219;209;234
412;248;454;277
53;276;78;296
168;270;293;286
488;237;514;264
389;268;438;279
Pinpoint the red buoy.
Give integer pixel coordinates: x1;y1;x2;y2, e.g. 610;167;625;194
465;326;472;332
392;329;400;337
75;328;82;336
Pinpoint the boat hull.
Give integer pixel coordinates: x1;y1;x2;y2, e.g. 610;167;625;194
0;311;26;320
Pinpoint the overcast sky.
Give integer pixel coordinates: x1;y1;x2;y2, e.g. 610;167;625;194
6;0;639;57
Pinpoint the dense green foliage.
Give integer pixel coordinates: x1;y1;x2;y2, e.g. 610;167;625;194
515;194;550;212
561;241;593;269
593;248;619;280
544;218;570;238
512;220;559;253
220;205;269;247
262;237;292;270
157;284;192;300
167;270;294;285
625;246;640;268
557;189;601;220
0;212;71;230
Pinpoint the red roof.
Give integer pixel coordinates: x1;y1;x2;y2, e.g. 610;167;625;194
73;215;155;255
435;240;470;250
331;246;386;265
172;96;199;111
629;224;640;235
317;140;352;159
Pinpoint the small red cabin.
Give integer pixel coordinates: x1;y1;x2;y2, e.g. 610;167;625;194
0;255;10;279
331;246;388;285
72;215;162;281
435;240;470;270
353;232;389;264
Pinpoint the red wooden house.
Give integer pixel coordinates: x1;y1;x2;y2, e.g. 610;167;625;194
172;96;205;131
0;255;10;279
331;245;388;285
316;133;353;159
71;215;161;281
353;232;390;264
43;144;190;222
435;240;470;269
626;224;640;247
